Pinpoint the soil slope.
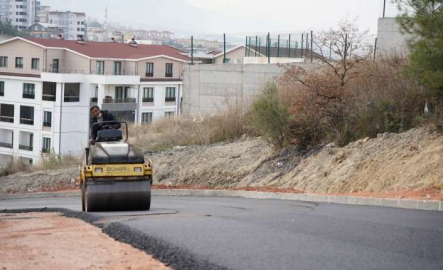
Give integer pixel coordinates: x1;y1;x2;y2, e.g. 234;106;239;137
1;128;442;199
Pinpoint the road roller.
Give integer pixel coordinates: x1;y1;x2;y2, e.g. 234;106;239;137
79;121;152;212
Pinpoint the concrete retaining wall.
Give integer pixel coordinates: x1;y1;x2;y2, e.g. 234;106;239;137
377;18;414;57
182;63;318;117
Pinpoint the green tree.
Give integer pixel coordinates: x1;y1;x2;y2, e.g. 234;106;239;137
249;83;291;148
0;20;22;37
395;0;443;90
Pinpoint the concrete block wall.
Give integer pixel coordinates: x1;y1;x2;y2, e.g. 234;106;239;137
377;18;414;57
182;63;318;117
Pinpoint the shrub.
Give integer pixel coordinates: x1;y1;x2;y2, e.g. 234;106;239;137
0;158;29;177
249;83;291;148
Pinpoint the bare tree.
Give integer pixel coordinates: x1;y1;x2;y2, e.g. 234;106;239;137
278;19;372;146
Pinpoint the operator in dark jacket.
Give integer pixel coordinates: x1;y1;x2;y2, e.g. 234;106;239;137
89;105;121;143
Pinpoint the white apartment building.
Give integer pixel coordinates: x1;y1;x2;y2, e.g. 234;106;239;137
48;11;86;40
0;0;40;29
0;37;191;166
36;5;49;23
0;0;9;22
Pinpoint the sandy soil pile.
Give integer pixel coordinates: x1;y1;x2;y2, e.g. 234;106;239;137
0;212;169;270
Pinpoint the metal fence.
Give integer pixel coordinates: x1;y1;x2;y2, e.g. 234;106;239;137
179;29;377;64
244;33;313;59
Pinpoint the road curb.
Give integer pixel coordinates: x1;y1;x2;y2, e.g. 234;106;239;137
1;189;441;211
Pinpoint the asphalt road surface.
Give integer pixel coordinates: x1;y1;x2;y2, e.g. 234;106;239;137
1;195;443;270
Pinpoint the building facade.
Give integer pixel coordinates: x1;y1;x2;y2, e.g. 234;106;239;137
0;0;9;22
0;0;40;29
25;23;63;39
0;37;190;166
48;11;86;40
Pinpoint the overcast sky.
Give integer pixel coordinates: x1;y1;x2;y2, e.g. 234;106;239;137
41;0;394;35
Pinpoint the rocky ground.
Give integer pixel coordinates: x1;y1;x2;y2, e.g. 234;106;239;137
1;128;442;200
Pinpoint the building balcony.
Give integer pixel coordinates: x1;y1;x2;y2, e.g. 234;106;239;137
103;98;136;104
19;145;33;151
165;97;176;102
0;142;13;149
43;121;51;127
101;98;137;112
42;94;56;101
42;148;50;154
22;93;35;99
90;97;98;103
0;116;14;123
42;69;85;74
143;98;154;102
20;118;34;125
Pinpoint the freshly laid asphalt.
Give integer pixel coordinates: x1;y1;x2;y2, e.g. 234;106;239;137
1;195;442;270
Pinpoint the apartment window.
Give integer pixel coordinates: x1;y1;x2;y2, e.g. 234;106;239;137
96;61;104;75
0;56;7;68
165;87;176;102
0;81;4;96
52;59;59;73
165;111;175;118
146;62;154;77
0;104;14;123
143;87;154;102
42;82;56;101
42;137;51;153
31;58;39;70
165;63;173;77
43;111;52;127
64;83;80;102
20;106;34;125
23;83;35;99
115;86;129;100
15;57;23;68
142;112;153;124
114;61;122;75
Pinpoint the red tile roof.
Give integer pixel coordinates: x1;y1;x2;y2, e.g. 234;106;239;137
26;38;191;61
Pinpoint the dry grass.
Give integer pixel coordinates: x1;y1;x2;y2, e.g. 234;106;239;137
130;104;256;153
0;153;83;177
34;153;83;171
0;159;30;177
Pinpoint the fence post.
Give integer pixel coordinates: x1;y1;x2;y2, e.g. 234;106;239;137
255;36;258;57
268;32;271;64
245;36;248;57
191;36;194;65
310;30;313;62
301;33;304;58
288;34;291;58
223;33;226;64
373;37;378;61
248;37;251;57
258;38;261;57
277;35;280;58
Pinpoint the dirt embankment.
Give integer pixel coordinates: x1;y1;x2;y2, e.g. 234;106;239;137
1;128;442;200
153;128;443;199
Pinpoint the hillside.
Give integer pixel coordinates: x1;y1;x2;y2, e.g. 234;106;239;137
1;128;442;200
